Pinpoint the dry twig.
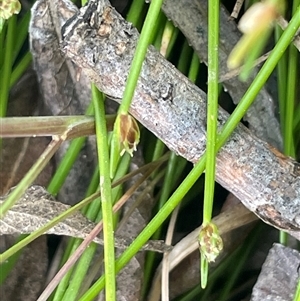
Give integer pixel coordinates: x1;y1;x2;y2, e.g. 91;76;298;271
61;0;300;238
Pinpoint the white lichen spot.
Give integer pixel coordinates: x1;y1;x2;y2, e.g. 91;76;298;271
98;24;111;37
115;41;126;55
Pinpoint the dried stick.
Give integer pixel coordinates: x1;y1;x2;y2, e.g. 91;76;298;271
161;0;282;149
61;0;300;238
0;116;102;139
230;0;244;19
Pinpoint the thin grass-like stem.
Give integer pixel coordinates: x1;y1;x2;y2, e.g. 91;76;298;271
92;85;116;301
77;6;300;298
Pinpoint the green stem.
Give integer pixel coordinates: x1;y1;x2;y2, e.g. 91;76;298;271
0;15;15;117
0;234;26;284
77;6;300;298
54;168;100;300
188;51;200;83
92;85;116;301
126;0;146;26
61;243;98;301
283;0;299;158
118;0;164;114
12;11;30;64
203;0;219;225
53;242;79;301
9;51;32;88
217;5;300;149
293;277;300;301
201;0;220;288
275;25;287;136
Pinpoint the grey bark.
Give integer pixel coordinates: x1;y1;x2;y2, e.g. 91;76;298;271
30;0;96;205
61;0;300;238
251;243;300;301
161;0;283;149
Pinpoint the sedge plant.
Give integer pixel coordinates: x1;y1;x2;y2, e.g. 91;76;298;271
1;1;300;300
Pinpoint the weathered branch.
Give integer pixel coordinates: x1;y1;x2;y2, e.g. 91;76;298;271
161;0;283;149
61;0;300;237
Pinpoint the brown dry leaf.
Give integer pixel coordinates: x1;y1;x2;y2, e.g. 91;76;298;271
0;185;122;245
0;185;95;238
0;185;168;253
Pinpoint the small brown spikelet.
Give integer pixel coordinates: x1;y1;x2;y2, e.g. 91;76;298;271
119;113;140;156
198;222;223;263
